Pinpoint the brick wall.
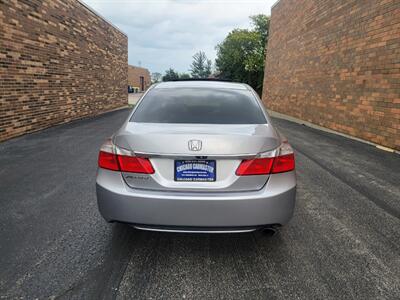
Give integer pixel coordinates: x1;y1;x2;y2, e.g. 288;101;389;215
128;65;151;91
262;0;400;150
0;0;128;141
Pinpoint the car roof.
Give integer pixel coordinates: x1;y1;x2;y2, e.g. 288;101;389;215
154;80;248;90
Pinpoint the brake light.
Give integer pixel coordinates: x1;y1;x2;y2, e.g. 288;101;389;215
271;153;295;174
235;157;274;176
98;151;119;171
117;155;154;174
98;138;154;174
236;141;295;176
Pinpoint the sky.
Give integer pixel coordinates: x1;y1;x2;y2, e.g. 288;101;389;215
82;0;276;75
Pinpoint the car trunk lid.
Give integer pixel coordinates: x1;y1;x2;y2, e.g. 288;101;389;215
114;122;280;192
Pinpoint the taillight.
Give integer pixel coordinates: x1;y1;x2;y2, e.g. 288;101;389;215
271;153;295;174
117;155;154;174
235;157;274;176
98;138;154;174
98;151;119;171
236;141;295;176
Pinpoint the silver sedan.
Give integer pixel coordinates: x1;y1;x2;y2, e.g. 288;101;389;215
96;80;296;233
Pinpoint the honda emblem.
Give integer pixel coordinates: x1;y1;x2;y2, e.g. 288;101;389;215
188;140;202;151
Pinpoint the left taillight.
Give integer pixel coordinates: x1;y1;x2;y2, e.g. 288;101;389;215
98;151;120;171
98;138;154;174
116;155;154;174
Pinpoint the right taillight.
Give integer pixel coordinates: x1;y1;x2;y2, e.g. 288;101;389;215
98;138;154;174
236;141;295;176
271;153;295;174
235;157;274;176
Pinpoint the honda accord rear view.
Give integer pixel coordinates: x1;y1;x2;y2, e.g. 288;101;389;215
96;80;296;233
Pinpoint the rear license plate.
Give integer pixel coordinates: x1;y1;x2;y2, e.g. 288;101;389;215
174;160;216;182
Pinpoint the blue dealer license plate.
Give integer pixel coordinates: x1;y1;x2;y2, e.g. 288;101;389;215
174;160;216;182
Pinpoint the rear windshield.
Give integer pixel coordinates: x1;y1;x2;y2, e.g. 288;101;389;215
130;88;267;124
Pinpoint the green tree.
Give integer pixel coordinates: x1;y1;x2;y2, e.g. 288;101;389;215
162;68;180;81
250;14;269;48
215;15;270;95
151;72;162;83
190;51;212;78
179;73;191;79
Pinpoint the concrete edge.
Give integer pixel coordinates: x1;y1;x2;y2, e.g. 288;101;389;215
77;0;127;37
271;0;282;10
268;110;399;155
106;105;130;113
0;105;130;144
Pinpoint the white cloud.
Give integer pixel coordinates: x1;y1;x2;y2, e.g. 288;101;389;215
82;0;276;73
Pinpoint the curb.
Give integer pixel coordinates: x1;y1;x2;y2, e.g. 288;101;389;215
268;110;399;155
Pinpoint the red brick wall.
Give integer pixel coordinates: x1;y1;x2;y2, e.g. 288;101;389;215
128;65;151;91
262;0;400;150
0;0;128;141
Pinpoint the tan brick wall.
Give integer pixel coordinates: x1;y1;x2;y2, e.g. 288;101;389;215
262;0;400;150
128;65;151;91
0;0;128;142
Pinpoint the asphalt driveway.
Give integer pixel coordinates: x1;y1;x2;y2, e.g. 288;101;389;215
0;108;399;299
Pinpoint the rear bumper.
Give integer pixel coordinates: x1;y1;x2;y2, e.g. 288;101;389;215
96;169;296;228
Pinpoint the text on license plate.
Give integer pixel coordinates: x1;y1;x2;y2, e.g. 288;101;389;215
174;160;216;182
